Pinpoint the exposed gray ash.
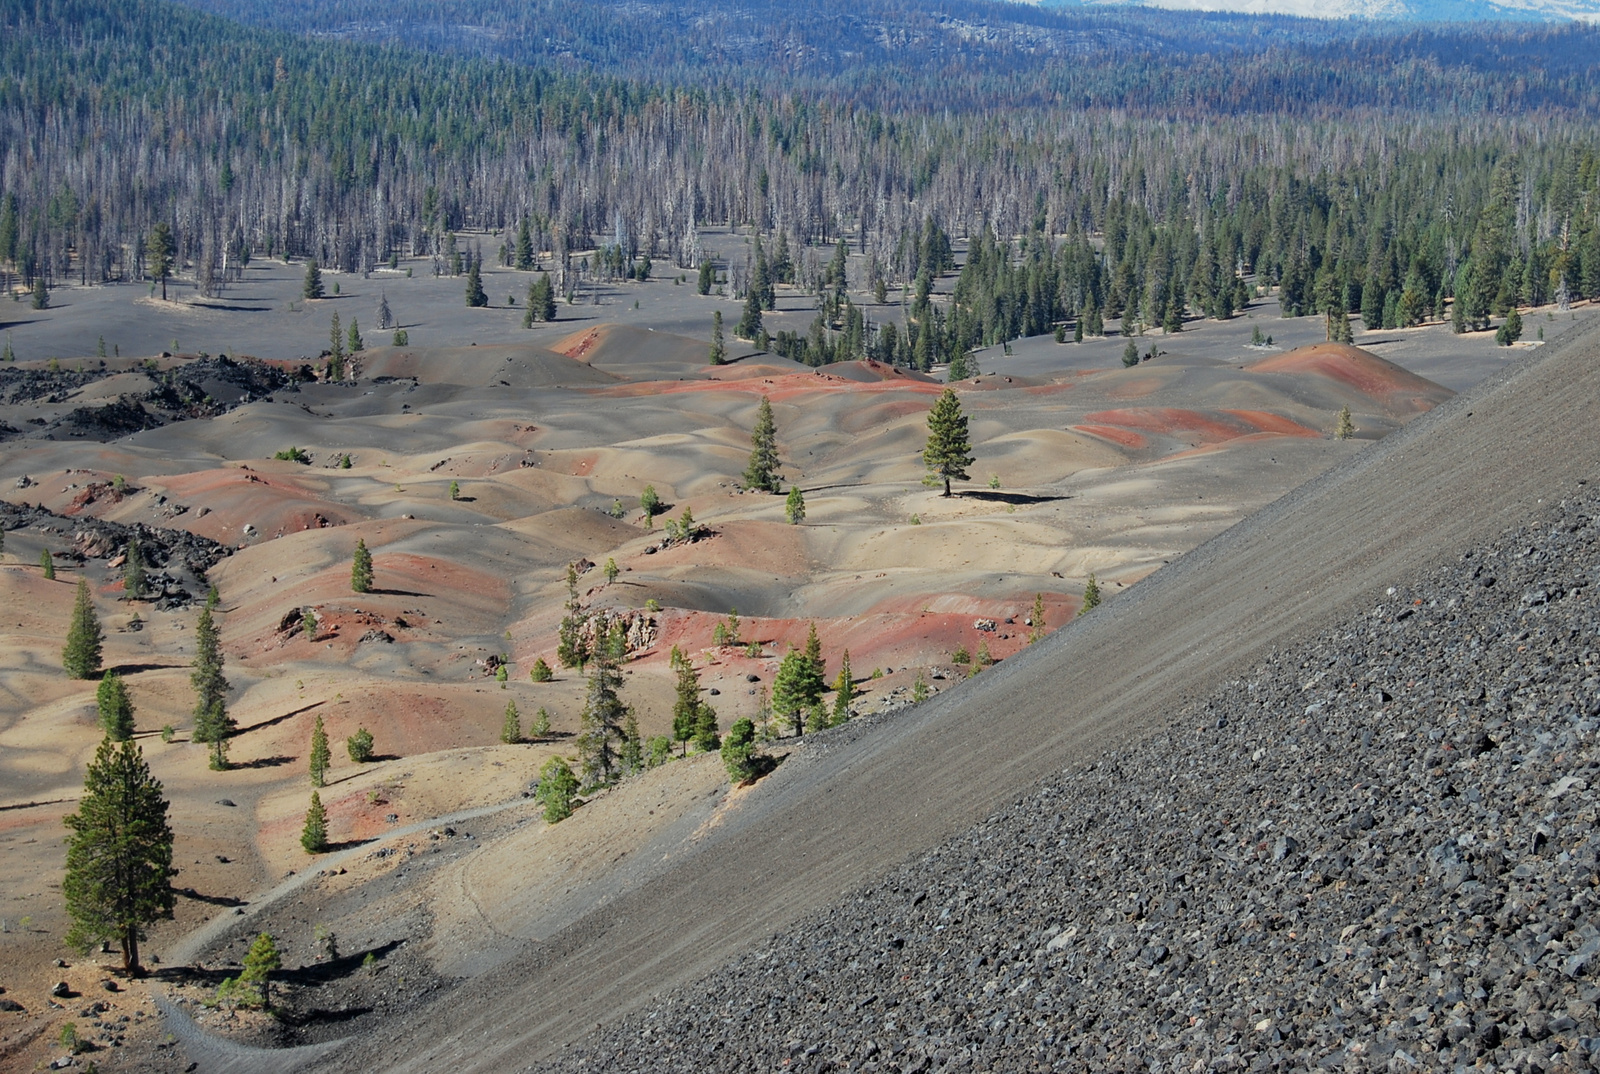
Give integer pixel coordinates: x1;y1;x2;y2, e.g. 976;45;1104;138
548;492;1600;1074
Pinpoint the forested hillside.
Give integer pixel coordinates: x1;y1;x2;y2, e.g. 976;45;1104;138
3;0;1600;366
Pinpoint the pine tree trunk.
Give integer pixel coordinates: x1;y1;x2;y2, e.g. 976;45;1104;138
124;930;140;975
943;476;952;497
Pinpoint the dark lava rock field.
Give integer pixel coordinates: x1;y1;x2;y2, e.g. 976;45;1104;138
549;490;1600;1073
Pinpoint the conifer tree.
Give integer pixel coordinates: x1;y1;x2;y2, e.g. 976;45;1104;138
146;223;176;301
1030;593;1047;642
63;579;103;679
803;621;825;683
465;261;488;307
308;713;330;786
772;646;825;737
620;712;644;775
302;260;324;300
1081;575;1102;612
735;286;764;341
709;310;726;365
377;292;393;329
63;738;174;973
239;932;281;1008
697;259;714;295
577;621;628;784
721;718;758;783
1335;405;1355;440
670;646;699;754
922;388;974;497
190;606;233;770
302;607;317;641
31;276;49;309
530;656;553;682
743;394;781;492
514;217;534;270
123;534;148;601
501;700;522;744
785;485;806;524
301;792;327;852
531;706;551;738
346;727;374;762
347;317;364;352
97;671;136;740
351;538;373;593
40;548;55;579
537;756;578;822
693;702;720;753
831;650;854;725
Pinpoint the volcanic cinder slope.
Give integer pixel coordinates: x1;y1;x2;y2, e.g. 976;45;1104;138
299;323;1600;1072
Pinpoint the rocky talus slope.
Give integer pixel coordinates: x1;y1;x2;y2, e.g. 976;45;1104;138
550;491;1600;1073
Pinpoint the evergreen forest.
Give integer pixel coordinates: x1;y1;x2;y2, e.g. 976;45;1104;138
3;0;1600;364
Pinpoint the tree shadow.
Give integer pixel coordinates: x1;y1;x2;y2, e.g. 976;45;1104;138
960;490;1068;505
190;303;271;313
176;886;248;908
274;1003;375;1029
367;588;428;598
733;751;787;788
235;701;325;737
107;661;189;675
278;940;405;989
322;837;374;853
232;754;294;770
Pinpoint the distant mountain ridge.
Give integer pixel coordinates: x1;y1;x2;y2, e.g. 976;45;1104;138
1043;0;1600;21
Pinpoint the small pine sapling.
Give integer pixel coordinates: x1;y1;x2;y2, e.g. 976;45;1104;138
346;727;374;763
301;793;328;853
1081;574;1102;613
308;714;330;786
530;657;553;682
501;700;522;744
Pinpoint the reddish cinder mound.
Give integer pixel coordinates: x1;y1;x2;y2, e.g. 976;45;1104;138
1073;424;1150;449
1246;343;1452;415
155;467;358;542
1076;407;1319;446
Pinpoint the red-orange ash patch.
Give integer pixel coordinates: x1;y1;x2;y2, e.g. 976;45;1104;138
1072;424;1149;449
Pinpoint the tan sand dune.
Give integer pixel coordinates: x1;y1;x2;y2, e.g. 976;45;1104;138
357;343;617;388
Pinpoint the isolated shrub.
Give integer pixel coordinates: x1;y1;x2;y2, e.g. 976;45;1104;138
273;446;311;464
530;657;553;682
531;707;551;738
501;700;521;744
1082;574;1102;612
346;727;374;763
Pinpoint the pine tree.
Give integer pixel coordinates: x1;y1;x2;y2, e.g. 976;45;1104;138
772;646;825;737
123;534;148;600
735;286;764;341
28;275;48;310
537;756;578;822
697;259;714;295
620;712;643;775
720;717;758;783
377;292;393;329
302;260;324;300
1335;405;1355;440
531;706;551;738
922;388;974;497
239;932;281;1008
346;727;374;763
501;700;521;744
743;394;781;492
302;607;318;641
300;792;327;853
347;317;364;352
831;649;854;725
640;485;660;522
692;702;720;753
535;271;556;321
514;217;534;270
97;671;136;740
190;606;233;770
1122;339;1140;367
530;656;553;682
63;579;104;679
146;223;176;301
577;621;628;784
465;261;487;307
803;621;825;683
308;713;330;786
1029;593;1046;643
328;310;344;380
785;485;806;524
1081;575;1102;613
63;738;174;973
351;538;373;593
40;548;55;579
709;310;726;365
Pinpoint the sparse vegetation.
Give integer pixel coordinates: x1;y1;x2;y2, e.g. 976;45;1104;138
309;713;331;786
720;717;759;783
785;485;806;524
274;446;311;464
530;657;553;682
1335;406;1355;441
1081;574;1102;613
97;671;136;740
501;700;522;743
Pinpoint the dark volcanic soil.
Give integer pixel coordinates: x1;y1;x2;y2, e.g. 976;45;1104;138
549;490;1600;1073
